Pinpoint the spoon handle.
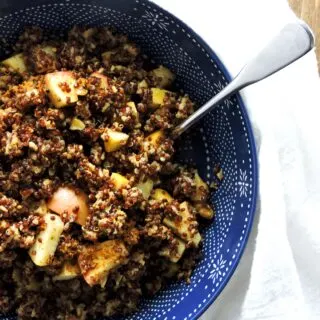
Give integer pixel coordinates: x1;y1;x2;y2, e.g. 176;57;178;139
172;21;315;138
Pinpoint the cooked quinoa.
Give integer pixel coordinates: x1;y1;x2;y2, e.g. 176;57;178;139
0;26;216;320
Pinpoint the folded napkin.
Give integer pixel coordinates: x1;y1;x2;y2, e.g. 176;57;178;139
153;0;320;319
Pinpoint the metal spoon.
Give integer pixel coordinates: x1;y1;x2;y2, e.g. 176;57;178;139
171;21;315;138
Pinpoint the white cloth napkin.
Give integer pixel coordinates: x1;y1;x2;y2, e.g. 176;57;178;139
153;0;320;319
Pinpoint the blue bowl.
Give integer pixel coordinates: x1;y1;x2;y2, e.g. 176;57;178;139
0;0;258;319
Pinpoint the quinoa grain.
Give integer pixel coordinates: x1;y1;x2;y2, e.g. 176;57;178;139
0;26;215;320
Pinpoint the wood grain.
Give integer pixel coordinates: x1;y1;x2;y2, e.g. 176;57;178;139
288;0;320;70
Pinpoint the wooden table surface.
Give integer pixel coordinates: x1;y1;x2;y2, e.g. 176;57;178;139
288;0;320;69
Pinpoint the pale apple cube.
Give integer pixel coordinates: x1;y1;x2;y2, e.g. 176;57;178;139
151;65;175;88
45;71;78;108
110;173;129;190
102;50;116;63
137;79;148;94
74;78;88;96
2;53;27;73
191;232;202;248
42;46;57;57
34;200;48;216
179;96;188;108
110;65;126;73
150;88;170;107
78;240;128;287
53;260;81;281
82;28;96;39
163;262;180;278
191;171;209;202
91;72;109;90
127;101;139;122
136;178;154;200
163;201;201;247
103;129;129;152
70;117;85;131
158;237;186;263
145;130;165;148
194;202;215;220
151;188;173;203
28;213;64;267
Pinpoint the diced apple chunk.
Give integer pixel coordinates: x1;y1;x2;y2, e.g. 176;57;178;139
110;65;126;73
164;262;180;278
101;50;117;63
70;117;85;131
47;186;89;226
123;43;139;58
2;53;27;73
145;130;165;147
191;231;202;248
53;260;81;281
158;237;186;263
150;88;170;107
191;171;209;201
45;71;78;108
28;213;64;267
151;65;175;88
163;201;201;247
194;203;215;220
110;173;129;190
91;72;109;90
75;78;88;96
137;79;148;94
42;46;57;57
136;178;154;200
216;167;224;181
151;188;173;203
103;129;129;152
178;96;193;112
34;200;48;216
82;28;96;39
78;240;128;287
127;101;139;122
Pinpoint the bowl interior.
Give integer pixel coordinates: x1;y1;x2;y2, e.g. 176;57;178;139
0;1;258;319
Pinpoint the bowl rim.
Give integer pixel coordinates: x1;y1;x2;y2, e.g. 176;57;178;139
149;2;259;319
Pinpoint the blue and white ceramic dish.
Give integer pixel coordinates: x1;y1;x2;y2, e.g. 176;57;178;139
0;0;258;319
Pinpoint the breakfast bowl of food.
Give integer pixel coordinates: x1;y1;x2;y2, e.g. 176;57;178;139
0;0;258;319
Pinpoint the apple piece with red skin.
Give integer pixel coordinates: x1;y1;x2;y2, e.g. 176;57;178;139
47;186;89;226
